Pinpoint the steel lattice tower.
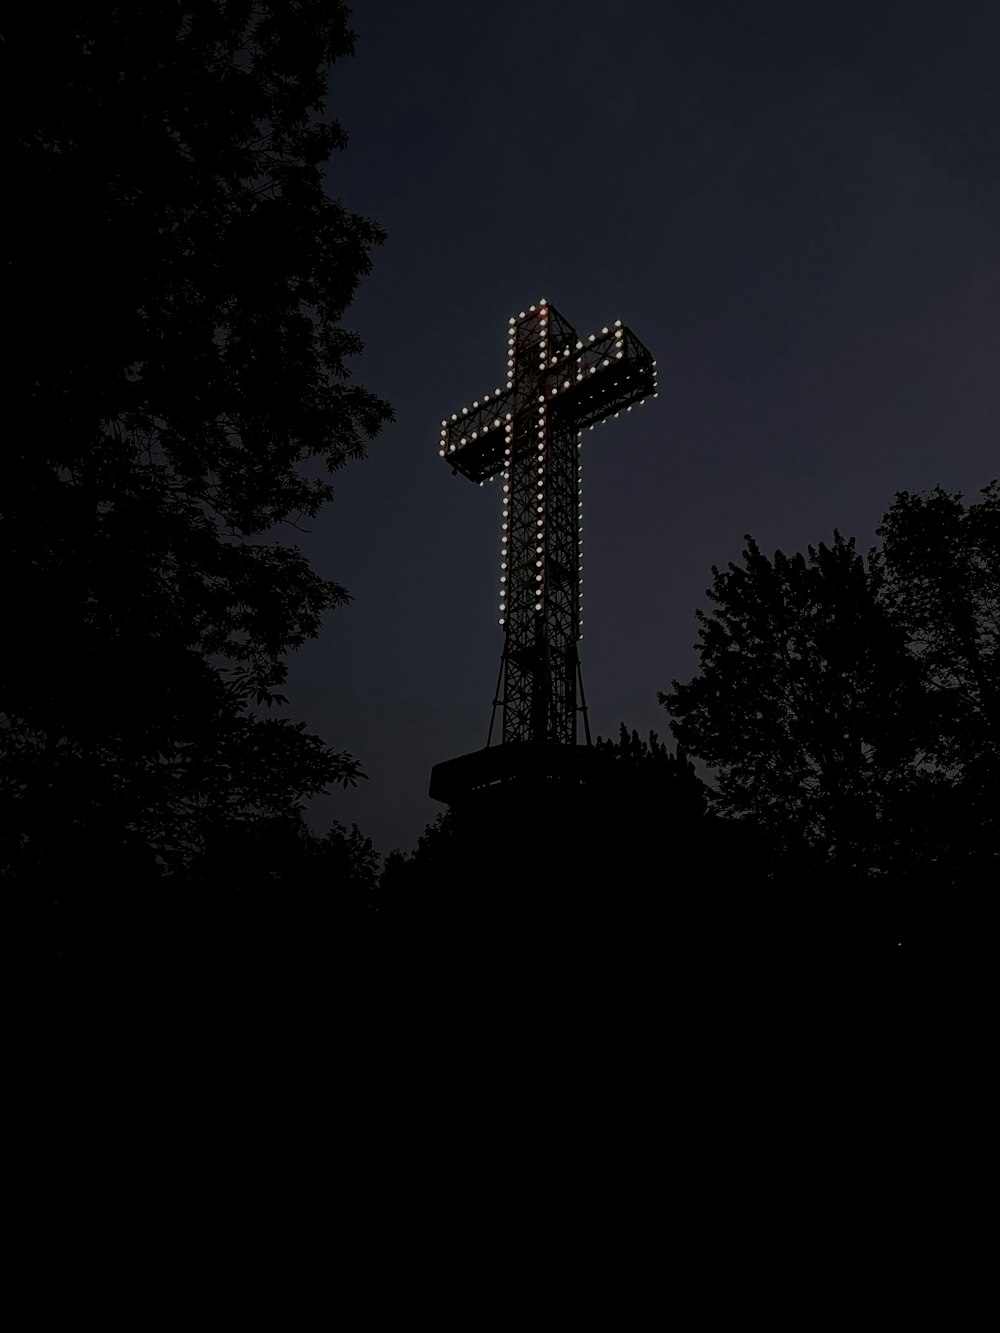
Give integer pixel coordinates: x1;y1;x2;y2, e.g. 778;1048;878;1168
436;299;656;751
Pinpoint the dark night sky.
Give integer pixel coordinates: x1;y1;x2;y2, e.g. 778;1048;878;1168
287;0;999;854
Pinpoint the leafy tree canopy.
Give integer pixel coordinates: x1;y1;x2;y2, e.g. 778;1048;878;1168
876;482;999;773
660;483;999;892
5;3;392;894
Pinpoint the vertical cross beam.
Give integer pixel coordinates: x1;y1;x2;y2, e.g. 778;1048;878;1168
439;299;656;747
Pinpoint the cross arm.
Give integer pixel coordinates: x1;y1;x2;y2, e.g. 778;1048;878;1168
545;326;657;432
439;386;518;483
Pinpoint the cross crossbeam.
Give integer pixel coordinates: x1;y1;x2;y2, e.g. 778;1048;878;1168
438;299;656;747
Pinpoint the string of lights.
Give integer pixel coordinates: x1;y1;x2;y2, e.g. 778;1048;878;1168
438;299;656;747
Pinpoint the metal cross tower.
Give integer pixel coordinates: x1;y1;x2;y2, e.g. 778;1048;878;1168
439;299;656;748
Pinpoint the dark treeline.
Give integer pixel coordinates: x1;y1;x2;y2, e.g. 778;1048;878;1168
7;6;995;984
662;483;998;969
352;482;997;979
7;3;391;973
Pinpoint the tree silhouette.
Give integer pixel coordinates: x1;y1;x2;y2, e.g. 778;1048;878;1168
7;6;391;938
661;531;921;879
661;483;999;941
189;814;381;960
593;723;707;815
876;482;999;892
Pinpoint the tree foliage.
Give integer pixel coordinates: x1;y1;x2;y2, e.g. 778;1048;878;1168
594;723;703;799
876;482;999;775
5;3;392;892
660;483;999;891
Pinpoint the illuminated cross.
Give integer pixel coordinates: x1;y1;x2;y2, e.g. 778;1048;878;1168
438;299;656;747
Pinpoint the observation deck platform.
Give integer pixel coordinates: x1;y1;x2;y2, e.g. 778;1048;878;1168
429;742;605;806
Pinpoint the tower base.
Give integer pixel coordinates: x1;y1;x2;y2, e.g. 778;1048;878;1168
429;742;602;807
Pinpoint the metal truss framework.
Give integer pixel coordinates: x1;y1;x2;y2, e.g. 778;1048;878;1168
439;300;656;746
